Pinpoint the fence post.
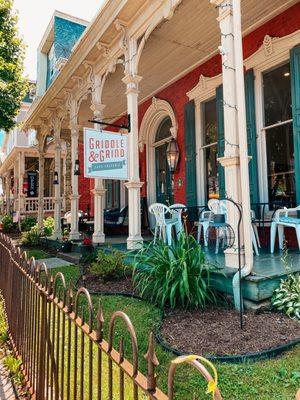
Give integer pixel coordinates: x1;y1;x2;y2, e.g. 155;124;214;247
36;288;47;399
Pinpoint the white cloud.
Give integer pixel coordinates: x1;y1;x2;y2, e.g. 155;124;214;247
13;0;104;80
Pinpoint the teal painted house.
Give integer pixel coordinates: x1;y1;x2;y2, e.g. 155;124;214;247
36;11;89;96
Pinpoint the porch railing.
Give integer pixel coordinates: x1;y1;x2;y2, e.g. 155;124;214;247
0;233;222;400
25;197;55;213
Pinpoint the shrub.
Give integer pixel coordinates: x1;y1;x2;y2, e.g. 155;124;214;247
89;248;126;282
21;225;41;247
43;217;54;237
1;214;15;233
21;216;37;232
272;273;300;321
133;233;218;309
3;355;23;385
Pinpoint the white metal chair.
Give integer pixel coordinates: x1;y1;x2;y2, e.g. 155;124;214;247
169;203;186;236
149;203;178;245
270;206;300;253
206;200;260;255
195;209;213;246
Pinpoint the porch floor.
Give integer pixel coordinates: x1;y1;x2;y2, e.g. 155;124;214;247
51;235;299;304
96;237;299;303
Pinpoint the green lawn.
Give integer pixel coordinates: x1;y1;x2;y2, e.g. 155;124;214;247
24;248;52;260
49;265;300;400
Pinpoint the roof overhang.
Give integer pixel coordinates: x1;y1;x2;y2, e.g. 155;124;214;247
24;0;299;133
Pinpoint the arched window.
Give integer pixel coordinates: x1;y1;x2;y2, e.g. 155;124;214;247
154;117;174;204
154;118;172;144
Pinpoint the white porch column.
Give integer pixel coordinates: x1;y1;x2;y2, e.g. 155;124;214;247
37;152;45;229
52;119;62;239
211;0;253;269
13;161;18;212
122;74;143;250
91;102;106;244
18;152;25;215
69;122;80;240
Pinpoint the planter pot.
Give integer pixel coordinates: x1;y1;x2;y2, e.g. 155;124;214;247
80;244;94;256
61;242;72;253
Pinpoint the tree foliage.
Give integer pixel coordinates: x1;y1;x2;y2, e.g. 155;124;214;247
0;0;28;131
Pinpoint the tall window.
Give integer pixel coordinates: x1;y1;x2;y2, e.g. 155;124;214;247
105;180;120;210
202;98;219;200
263;62;294;205
154;118;174;204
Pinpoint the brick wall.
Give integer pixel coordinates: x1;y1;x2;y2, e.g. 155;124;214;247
79;3;300;209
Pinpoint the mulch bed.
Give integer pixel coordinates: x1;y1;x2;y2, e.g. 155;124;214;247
161;307;300;356
79;275;137;295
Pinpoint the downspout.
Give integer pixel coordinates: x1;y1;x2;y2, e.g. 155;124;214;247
232;0;254;311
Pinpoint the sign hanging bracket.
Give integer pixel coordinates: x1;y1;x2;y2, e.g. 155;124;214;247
89;114;131;132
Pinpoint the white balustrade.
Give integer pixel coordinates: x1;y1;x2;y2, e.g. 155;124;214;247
24;197;57;213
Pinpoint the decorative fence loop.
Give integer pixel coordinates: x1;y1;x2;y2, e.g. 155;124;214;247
0;233;222;400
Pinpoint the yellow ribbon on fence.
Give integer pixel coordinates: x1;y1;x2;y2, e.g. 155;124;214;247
171;355;218;399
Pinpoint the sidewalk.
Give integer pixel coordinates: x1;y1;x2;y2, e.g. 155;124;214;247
0;364;16;400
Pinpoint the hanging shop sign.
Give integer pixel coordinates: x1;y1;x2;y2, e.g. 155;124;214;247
84;128;128;180
27;171;38;197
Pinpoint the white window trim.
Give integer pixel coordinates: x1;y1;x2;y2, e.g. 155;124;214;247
139;97;177;224
245;30;299;205
187;74;222;205
187;30;299;207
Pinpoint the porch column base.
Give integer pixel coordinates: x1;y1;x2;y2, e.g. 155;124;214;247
127;236;143;250
125;181;144;250
69;194;80;240
92;232;106;244
92;186;106;244
52;197;62;240
224;247;245;269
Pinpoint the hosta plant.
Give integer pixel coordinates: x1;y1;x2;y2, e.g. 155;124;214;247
133;233;218;309
272;273;300;321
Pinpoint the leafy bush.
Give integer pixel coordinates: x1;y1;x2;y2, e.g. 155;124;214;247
272;274;300;320
21;216;37;232
89;249;126;282
3;355;23;384
133;233;218;309
21;225;41;246
1;214;15;233
43;217;54;237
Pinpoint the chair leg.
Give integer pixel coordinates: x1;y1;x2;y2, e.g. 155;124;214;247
166;225;172;246
153;226;158;244
197;224;202;243
253;223;261;248
215;228;220;254
295;226;300;251
270;222;277;254
251;225;259;256
278;225;284;250
203;222;209;247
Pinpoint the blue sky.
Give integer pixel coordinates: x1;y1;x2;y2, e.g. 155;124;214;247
13;0;105;80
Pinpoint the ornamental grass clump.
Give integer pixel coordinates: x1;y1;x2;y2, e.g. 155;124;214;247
133;233;218;309
272;273;300;321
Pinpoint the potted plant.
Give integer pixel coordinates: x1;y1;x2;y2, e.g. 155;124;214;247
60;230;73;253
80;236;94;257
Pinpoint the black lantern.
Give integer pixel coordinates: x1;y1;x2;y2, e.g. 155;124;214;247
53;171;59;185
166;139;180;174
74;159;80;176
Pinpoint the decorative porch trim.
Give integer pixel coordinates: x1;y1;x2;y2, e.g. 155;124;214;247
139;97;178;151
244;29;300;70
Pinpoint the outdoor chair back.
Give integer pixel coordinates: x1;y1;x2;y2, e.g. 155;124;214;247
169;203;186;235
149;203;177;245
270;205;300;253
